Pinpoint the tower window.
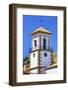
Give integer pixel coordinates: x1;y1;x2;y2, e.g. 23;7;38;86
43;38;46;49
44;53;47;57
33;53;35;57
34;40;37;47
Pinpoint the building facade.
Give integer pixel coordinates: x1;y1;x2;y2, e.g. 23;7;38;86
30;27;52;74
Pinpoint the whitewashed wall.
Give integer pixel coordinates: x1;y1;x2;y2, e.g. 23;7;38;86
30;51;39;73
32;34;51;51
40;51;51;68
32;35;40;51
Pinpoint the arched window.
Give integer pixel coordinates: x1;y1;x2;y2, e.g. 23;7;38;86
43;38;46;49
33;53;35;57
34;40;37;47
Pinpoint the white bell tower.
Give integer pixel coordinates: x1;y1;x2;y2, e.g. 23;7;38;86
30;27;52;74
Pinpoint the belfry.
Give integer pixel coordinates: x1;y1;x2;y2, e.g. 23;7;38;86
30;27;52;74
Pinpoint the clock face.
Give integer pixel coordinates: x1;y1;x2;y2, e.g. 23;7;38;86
40;51;51;68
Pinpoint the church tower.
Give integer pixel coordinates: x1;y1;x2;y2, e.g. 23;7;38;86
30;27;52;74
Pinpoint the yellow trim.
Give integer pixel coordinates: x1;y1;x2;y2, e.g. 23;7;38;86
31;31;52;36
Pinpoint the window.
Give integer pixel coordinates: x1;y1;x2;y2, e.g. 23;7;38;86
33;53;35;57
43;38;46;49
44;53;47;57
34;40;37;47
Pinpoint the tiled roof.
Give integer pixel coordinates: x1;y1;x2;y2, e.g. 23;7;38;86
31;27;52;35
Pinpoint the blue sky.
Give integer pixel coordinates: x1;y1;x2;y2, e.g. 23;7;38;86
23;15;57;58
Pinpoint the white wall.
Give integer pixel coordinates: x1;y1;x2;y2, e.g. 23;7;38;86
0;0;68;90
30;51;38;73
32;35;40;50
32;34;50;50
40;51;51;67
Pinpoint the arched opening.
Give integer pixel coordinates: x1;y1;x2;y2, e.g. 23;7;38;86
43;38;46;49
34;40;37;47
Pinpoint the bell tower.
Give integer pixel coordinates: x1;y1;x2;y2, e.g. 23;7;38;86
30;27;52;74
